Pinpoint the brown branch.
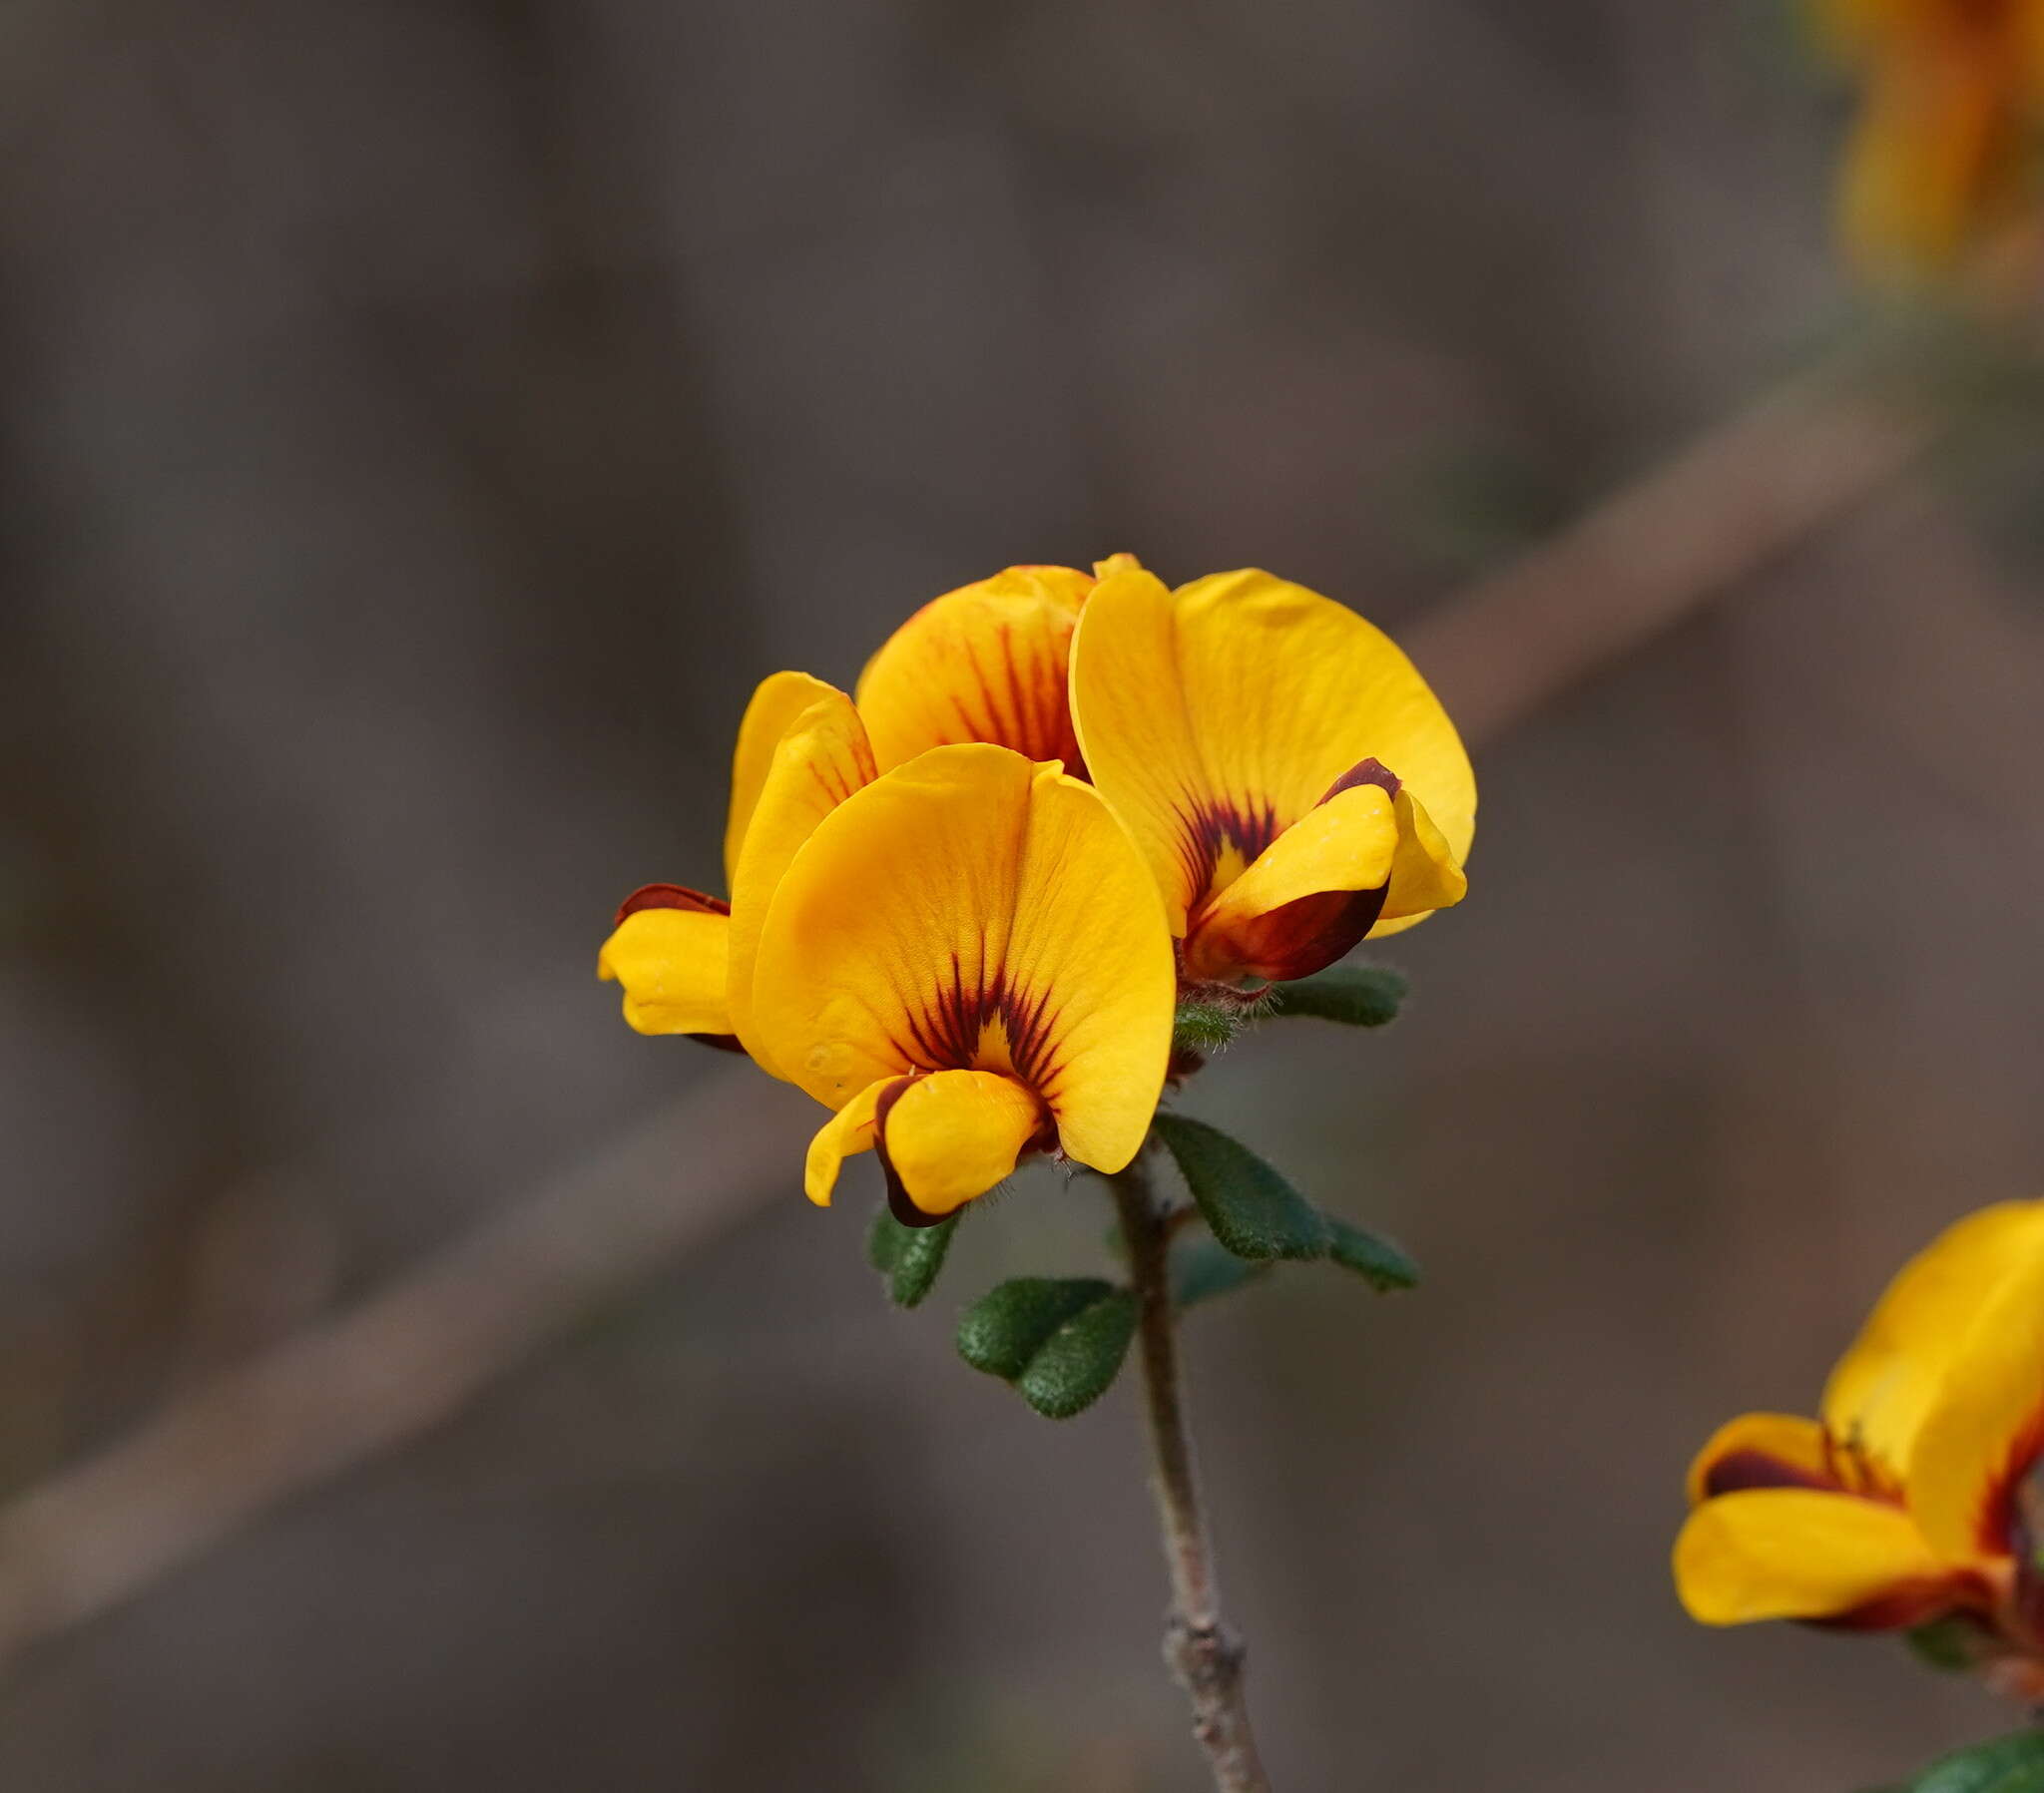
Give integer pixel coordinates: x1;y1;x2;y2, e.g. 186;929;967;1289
0;338;1950;1668
1406;350;1934;743
0;1065;796;1664
1109;1154;1271;1793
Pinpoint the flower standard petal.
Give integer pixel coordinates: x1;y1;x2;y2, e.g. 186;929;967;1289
726;687;878;1076
1908;1222;2044;1560
1822;1201;2044;1484
855;565;1096;773
751;742;1174;1204
999;761;1176;1174
1673;1488;1956;1626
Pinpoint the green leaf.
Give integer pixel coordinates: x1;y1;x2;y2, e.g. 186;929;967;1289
1015;1290;1139;1419
865;1203;904;1273
1903;1614;1988;1674
956;1277;1136;1418
1267;964;1407;1029
1324;1215;1419;1292
1151;1114;1329;1262
957;1277;1118;1381
1907;1731;2044;1793
1171;1234;1274;1309
866;1205;957;1309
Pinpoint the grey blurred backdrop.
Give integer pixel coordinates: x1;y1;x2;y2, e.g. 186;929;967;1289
5;2;2043;1789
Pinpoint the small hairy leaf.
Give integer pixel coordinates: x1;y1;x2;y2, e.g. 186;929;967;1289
866;1205;957;1308
1908;1731;2044;1793
1324;1215;1419;1292
1161;1104;1332;1259
865;1203;904;1273
1267;964;1408;1029
1171;1234;1274;1310
1151;1114;1328;1262
956;1277;1118;1383
1015;1289;1139;1419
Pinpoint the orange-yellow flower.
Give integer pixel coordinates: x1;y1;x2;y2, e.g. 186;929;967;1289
1675;1201;2044;1684
751;744;1175;1223
1068;562;1474;986
1818;0;2044;274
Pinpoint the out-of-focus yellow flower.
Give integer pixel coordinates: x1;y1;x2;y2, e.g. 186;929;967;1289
1676;1201;2044;1682
751;744;1175;1223
1068;562;1474;986
1818;0;2044;274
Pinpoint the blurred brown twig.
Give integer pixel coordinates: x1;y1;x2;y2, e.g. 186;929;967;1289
0;345;1949;1670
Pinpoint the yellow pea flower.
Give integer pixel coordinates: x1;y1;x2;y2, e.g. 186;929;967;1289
1675;1201;2044;1685
1067;561;1474;987
750;743;1175;1224
1818;0;2044;275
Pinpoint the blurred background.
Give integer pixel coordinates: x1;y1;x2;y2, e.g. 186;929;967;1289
5;2;2043;1788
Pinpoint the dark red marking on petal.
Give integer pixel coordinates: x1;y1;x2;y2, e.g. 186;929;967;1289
1700;1450;1844;1499
902;948;1066;1096
1317;756;1402;804
1175;793;1282;915
1977;1401;2044;1557
613;883;730;925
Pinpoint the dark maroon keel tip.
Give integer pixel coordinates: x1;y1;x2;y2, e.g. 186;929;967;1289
613;883;731;925
1318;756;1402;805
1700;1450;1840;1499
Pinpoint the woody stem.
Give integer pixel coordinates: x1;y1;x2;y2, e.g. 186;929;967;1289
1109;1151;1274;1793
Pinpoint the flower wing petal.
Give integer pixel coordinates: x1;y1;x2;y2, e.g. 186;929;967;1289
1673;1488;1952;1626
802;1077;897;1207
597;907;732;1037
856;566;1093;772
1822;1201;2044;1484
726;672;842;888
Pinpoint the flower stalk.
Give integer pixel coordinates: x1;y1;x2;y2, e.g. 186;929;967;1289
1110;1151;1273;1793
